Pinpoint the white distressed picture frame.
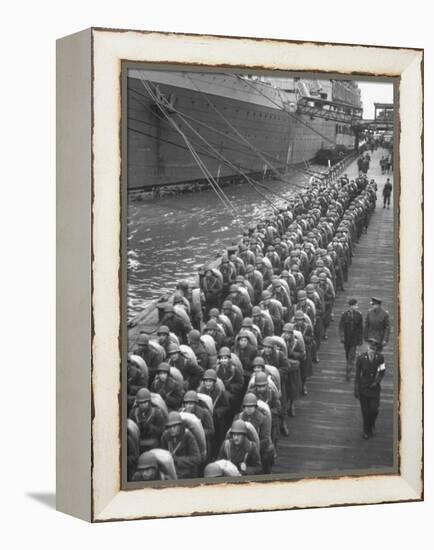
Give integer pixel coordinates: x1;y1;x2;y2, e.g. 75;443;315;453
56;28;423;522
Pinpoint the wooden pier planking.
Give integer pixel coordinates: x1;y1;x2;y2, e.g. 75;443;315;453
274;148;396;475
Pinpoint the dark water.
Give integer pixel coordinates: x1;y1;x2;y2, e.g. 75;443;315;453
127;169;325;320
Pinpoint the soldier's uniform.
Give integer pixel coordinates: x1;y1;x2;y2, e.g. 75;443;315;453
354;344;386;438
339;301;364;379
161;424;202;479
364;299;391;352
218;437;262;475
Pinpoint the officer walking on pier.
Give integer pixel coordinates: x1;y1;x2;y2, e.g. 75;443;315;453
354;338;386;439
364;297;391;352
382;178;392;209
339;298;364;381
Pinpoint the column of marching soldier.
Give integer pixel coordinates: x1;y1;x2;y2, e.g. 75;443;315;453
127;169;381;482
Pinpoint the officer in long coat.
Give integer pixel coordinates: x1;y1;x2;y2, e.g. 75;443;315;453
364;297;391;352
339;298;364;380
354;338;386;439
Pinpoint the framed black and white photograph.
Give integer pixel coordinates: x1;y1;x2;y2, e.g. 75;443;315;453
56;28;423;522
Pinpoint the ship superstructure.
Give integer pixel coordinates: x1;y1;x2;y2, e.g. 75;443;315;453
127;71;362;190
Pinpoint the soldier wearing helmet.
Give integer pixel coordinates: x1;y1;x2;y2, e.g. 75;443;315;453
255;256;273;287
252;305;274;338
161;412;202;479
160;303;192;346
281;323;304;417
198;369;230;449
133;331;163;384
305;283;325;352
129;388;166;453
221;300;243;335
157;325;173;355
292;310;314;396
218;419;262;475
167;342;204;391
260;290;283;335
259;337;290;436
131;452;163;482
187;329;210;370
150;362;183;411
245;263;264;305
218;255;237;300
235;393;274;473
239;243;256;267
266;245;281;274
127;354;148;414
182;390;215;459
227;283;252;318
269;278;292;322
250;371;281;445
233;331;258;381
216;347;244;412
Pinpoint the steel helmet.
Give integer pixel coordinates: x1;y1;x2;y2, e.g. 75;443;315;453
241;317;254;328
262;337;274;348
235;275;245;283
252;356;265;367
183;390;199;404
294;310;305;320
261;290;271;300
255;372;268;386
136;453;158;470
252;306;262;316
283;323;295;332
297;290;307;299
157;362;170;373
230;419;248;435
205;319;219;330
222;300;233;309
203;369;217;381
188;329;201;343
242;393;258;407
136;388;151;403
209;308;220;317
137;332;150;345
218;347;231;358
157;325;170;335
229;284;239;293
166;411;183;427
305;284;315;292
167;343;180;354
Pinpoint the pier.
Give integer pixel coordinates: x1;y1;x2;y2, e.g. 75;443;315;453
274;148;396;475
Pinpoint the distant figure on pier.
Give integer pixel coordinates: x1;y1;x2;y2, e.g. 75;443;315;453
354;338;386;439
382;178;392;209
339;298;364;381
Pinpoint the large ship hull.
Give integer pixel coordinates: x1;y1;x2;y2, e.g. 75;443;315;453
127;71;357;191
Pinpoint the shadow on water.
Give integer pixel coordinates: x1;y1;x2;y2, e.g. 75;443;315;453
26;492;56;510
